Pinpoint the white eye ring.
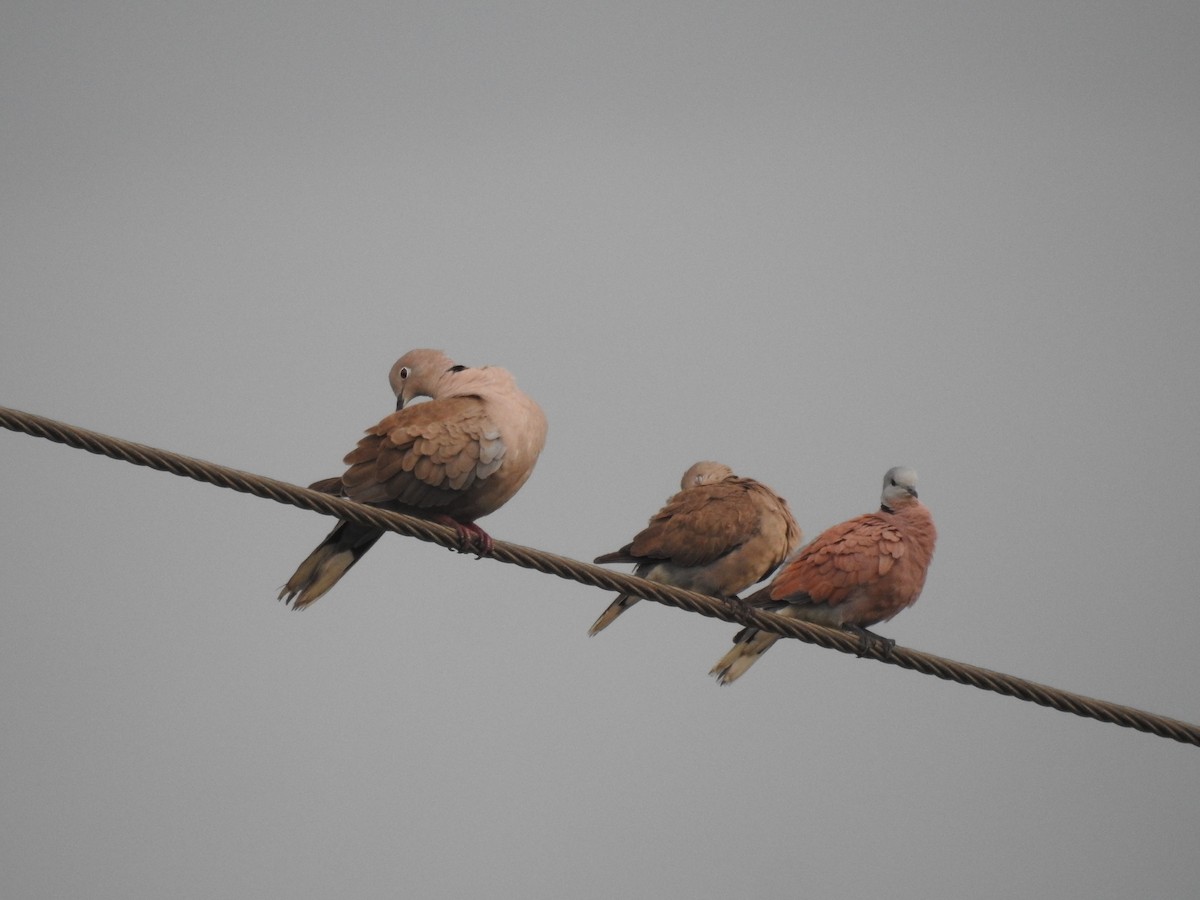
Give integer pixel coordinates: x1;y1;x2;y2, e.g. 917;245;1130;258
398;367;410;380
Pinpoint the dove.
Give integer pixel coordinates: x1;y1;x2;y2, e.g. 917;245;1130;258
279;349;547;609
589;461;801;635
710;466;936;685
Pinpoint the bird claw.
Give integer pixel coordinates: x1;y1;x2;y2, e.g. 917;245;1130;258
723;594;752;620
844;625;895;658
434;516;494;557
464;525;494;558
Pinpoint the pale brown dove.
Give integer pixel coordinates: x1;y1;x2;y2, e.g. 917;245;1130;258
710;466;937;684
279;349;548;609
589;461;801;635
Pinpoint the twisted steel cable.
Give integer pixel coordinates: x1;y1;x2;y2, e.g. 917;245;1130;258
2;404;1197;747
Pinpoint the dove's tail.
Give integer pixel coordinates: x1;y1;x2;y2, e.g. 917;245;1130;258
709;627;781;685
279;521;384;610
587;594;641;636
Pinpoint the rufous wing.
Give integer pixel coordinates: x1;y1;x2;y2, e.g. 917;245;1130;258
768;513;906;605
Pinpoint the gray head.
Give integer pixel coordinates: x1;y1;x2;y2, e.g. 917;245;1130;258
880;466;919;511
680;461;735;490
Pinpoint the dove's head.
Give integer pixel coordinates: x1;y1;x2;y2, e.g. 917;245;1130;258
681;461;734;490
389;349;459;409
880;466;920;512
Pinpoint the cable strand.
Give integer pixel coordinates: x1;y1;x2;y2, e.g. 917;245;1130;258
2;404;1197;747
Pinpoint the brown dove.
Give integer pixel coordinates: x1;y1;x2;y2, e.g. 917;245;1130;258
279;349;548;609
589;461;801;635
710;466;936;685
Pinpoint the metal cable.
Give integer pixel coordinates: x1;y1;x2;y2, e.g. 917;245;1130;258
2;404;1197;747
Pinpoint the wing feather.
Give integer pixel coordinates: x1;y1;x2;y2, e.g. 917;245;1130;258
338;395;504;511
769;513;904;606
625;482;763;568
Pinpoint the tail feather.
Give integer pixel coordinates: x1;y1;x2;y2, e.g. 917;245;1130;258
709;627;782;685
593;547;635;566
279;521;384;609
587;593;641;636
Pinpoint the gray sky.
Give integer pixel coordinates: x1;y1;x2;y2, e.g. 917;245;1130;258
3;2;1199;898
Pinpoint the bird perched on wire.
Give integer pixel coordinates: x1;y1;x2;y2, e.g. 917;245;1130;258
710;466;936;685
279;349;548;609
589;461;801;635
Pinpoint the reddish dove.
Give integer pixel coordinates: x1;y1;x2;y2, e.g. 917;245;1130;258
710;466;936;685
589;461;801;635
279;349;548;609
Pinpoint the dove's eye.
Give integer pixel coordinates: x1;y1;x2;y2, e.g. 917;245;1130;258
397;367;410;380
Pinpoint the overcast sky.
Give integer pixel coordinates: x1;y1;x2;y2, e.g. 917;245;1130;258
3;2;1199;898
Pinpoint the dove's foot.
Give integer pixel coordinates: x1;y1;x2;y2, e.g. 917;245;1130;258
434;516;494;557
844;624;896;658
